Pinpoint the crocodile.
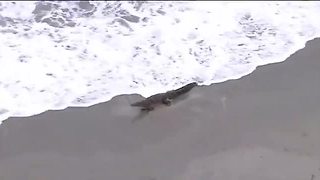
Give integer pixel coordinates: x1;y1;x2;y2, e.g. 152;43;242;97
131;82;198;111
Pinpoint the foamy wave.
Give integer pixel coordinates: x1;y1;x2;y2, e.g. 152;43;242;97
1;1;320;123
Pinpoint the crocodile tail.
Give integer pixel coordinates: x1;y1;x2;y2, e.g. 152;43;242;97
165;82;198;99
174;82;198;95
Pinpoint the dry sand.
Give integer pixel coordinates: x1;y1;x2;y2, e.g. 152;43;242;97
1;39;320;180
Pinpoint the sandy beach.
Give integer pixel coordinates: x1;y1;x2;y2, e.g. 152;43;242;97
1;38;320;180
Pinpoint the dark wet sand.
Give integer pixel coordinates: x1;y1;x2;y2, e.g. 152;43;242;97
1;39;320;180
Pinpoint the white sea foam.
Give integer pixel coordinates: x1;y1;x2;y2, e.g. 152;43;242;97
1;1;320;123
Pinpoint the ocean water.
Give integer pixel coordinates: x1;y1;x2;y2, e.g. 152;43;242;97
1;1;320;123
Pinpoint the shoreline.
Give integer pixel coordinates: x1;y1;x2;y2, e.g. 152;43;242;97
1;38;320;179
0;35;315;125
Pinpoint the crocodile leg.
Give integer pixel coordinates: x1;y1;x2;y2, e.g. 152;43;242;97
141;106;154;111
162;98;172;106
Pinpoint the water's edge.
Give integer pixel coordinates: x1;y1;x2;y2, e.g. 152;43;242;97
1;2;320;123
2;37;314;124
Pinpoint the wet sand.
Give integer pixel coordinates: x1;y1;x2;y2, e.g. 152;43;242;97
1;39;320;180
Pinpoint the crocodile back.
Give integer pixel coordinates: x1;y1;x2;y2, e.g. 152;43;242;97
131;93;166;107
